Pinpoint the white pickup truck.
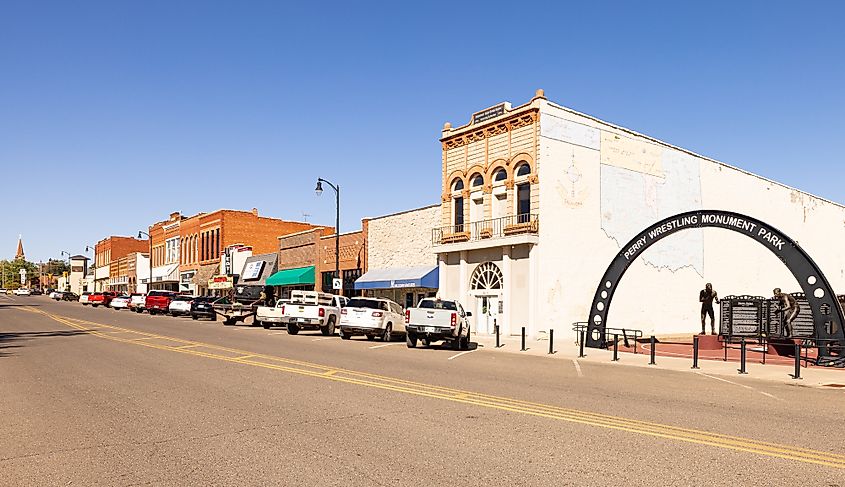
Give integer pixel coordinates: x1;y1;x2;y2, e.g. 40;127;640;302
404;298;472;350
261;291;347;336
256;300;288;329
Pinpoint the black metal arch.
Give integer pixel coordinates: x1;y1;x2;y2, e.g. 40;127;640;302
586;210;845;352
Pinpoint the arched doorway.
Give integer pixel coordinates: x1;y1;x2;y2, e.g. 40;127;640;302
471;262;503;335
586;210;845;355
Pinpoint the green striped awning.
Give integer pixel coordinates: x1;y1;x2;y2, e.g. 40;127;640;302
265;266;315;287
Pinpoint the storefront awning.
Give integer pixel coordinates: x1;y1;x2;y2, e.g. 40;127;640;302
266;266;315;287
354;266;438;290
151;264;179;282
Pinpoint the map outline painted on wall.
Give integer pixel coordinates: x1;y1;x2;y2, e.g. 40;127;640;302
600;132;704;275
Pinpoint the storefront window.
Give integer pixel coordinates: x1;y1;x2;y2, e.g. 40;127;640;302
343;269;362;297
321;271;337;294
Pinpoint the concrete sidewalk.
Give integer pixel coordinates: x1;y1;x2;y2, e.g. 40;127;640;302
468;332;845;388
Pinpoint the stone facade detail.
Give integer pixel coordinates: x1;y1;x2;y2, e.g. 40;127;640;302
367;205;439;270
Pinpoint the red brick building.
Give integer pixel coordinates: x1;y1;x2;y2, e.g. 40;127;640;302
147;208;323;294
273;222;367;298
93;236;149;292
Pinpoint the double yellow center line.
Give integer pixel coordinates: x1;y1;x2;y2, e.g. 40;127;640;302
22;306;845;469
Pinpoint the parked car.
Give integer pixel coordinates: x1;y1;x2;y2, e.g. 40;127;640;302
339;297;405;341
50;291;63;300
0;288;6;294
14;288;31;296
145;290;177;315
30;288;43;295
110;294;131;310
168;295;194;316
405;298;471;350
79;292;91;305
128;293;146;312
190;296;219;320
61;292;80;302
89;291;118;308
258;291;347;334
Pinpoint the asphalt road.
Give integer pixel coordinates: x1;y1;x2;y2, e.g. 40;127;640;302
2;295;844;486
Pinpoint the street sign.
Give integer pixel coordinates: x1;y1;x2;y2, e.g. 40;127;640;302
332;278;342;290
19;268;26;285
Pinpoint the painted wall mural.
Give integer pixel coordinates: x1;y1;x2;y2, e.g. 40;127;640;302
600;133;704;274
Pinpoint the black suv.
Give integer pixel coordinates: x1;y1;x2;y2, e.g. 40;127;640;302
190;296;219;321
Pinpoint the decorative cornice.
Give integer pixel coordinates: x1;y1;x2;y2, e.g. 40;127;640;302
441;110;539;150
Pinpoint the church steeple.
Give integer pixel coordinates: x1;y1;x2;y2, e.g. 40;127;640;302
15;235;25;260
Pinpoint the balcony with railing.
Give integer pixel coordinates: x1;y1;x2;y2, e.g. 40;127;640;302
432;214;539;246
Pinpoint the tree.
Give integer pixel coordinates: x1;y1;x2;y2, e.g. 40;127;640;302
0;259;39;289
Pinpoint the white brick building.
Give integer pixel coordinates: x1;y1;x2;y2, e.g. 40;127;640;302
355;205;440;308
434;90;845;338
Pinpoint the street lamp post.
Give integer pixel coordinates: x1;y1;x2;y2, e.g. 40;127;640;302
315;178;340;294
85;245;96;292
60;251;71;291
138;231;152;294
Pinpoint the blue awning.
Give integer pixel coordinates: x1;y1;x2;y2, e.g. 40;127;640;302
354;266;439;290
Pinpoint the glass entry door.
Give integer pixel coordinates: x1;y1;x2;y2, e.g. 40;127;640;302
475;294;500;335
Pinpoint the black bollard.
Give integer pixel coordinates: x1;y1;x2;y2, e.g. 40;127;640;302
495;324;501;348
521;326;526;351
723;338;728;362
612;334;619;361
648;335;656;365
792;343;802;380
739;338;748;374
548;329;555;355
578;330;586;358
692;335;700;369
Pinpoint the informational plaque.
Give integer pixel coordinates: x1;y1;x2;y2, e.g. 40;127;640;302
719;296;764;338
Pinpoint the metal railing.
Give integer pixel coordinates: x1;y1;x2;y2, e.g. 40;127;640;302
432;214;539;245
572;322;643;354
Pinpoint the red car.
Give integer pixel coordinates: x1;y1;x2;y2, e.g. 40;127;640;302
89;291;118;308
145;290;177;315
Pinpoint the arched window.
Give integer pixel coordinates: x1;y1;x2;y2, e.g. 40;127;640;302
471;262;503;290
493;169;507;182
471;174;484;187
452;178;464;192
515;163;531;177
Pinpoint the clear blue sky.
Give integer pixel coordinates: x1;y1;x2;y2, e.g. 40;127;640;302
2;1;843;262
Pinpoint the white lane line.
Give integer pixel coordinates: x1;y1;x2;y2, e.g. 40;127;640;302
572;359;584;378
311;337;335;341
447;349;478;361
234;327;263;331
695;371;753;389
369;342;405;349
270;332;288;335
695;371;781;401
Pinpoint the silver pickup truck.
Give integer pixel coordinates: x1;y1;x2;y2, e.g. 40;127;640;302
404;298;471;350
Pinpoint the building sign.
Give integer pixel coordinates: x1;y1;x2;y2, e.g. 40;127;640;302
208;275;234;290
242;261;265;280
472;104;506;124
622;213;788;264
390;281;416;289
20;268;26;285
332;278;342;290
71;266;84;273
